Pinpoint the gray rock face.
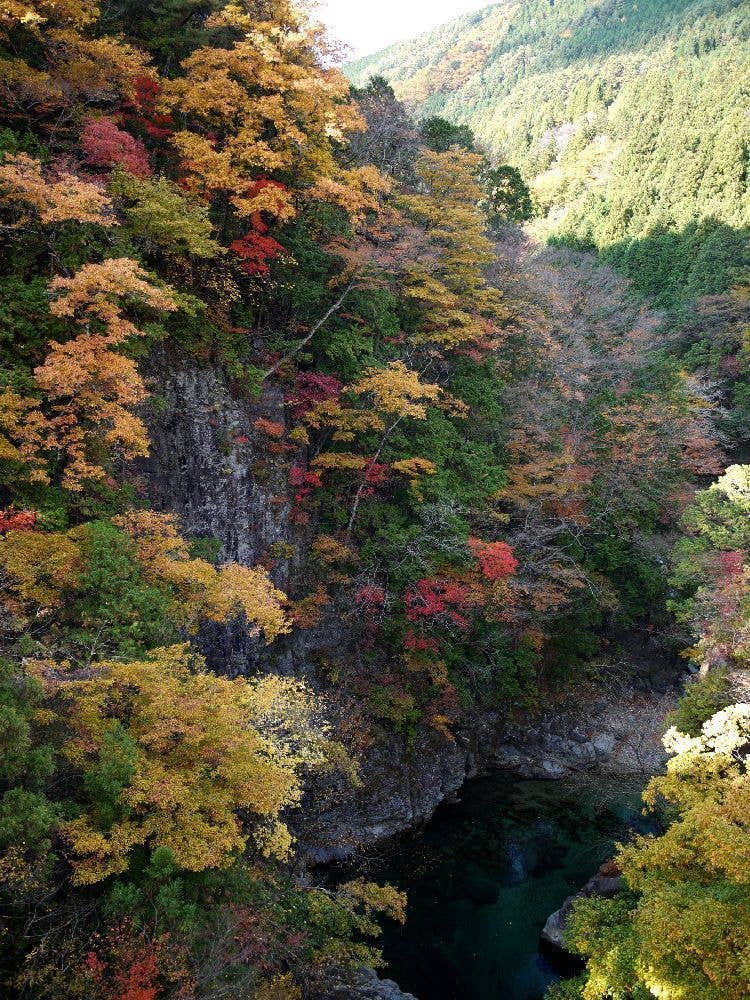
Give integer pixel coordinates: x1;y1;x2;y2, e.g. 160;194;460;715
140;357;292;573
592;732;617;757
298;729;470;862
481;687;674;785
313;968;418;1000
541;758;567;778
541;872;624;952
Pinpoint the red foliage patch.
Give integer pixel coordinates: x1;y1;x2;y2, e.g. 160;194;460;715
404;577;472;630
0;509;37;533
81;118;152;179
286;372;343;419
359;461;391;498
289;465;323;506
571;463;594;485
253;418;285;440
355;585;386;612
403;629;440;653
717;550;745;576
230;181;289;276
85;922;169;1000
364;462;390;486
125;76;174;141
231;216;286;276
468;539;518;581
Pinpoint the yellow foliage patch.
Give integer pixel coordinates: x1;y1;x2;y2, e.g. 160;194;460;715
115;511;289;641
39;645;332;883
0;152;114;226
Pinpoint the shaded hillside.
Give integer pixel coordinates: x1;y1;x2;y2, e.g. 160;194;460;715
347;0;750;314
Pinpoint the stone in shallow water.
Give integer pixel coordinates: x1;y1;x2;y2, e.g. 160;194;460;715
541;758;567;778
541;872;624;952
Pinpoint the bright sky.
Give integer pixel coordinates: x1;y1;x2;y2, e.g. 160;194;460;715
315;1;490;60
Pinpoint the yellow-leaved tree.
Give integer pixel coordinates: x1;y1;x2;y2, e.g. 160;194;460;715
0;512;289;642
0;0;147;111
161;0;366;222
564;704;750;1000
31;645;331;884
399;149;508;352
0;388;51;487
0;153;115;226
114;510;289;641
304;361;445;532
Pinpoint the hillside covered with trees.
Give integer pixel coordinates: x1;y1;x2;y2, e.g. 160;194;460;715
0;1;749;999
348;0;750;314
349;3;750;997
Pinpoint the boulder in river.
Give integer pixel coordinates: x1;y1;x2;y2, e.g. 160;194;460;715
541;864;624;953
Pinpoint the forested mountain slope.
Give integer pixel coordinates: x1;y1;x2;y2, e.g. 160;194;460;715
347;0;750;315
0;2;749;998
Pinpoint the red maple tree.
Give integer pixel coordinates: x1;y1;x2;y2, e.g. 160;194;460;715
81;118;152;179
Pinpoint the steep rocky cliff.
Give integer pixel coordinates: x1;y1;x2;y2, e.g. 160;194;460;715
139;354;299;676
139;354;678;862
141;355;293;584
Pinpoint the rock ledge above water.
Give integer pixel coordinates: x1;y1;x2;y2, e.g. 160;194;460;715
313;967;418;1000
541;866;624;952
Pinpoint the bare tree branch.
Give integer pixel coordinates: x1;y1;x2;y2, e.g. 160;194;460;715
262;280;355;382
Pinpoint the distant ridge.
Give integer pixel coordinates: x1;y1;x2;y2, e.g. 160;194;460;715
347;0;750;314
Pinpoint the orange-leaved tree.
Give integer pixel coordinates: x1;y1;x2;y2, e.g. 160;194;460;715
0;153;115;227
0;0;148;114
161;0;365;223
114;510;289;641
33;259;178;490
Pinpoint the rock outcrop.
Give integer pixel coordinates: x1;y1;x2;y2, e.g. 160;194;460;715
140;357;292;574
297;682;674;861
313;968;418;1000
541;865;625;953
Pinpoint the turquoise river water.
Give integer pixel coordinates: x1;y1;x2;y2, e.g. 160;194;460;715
334;772;648;1000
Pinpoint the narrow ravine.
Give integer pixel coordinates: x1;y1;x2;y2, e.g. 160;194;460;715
332;771;651;1000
